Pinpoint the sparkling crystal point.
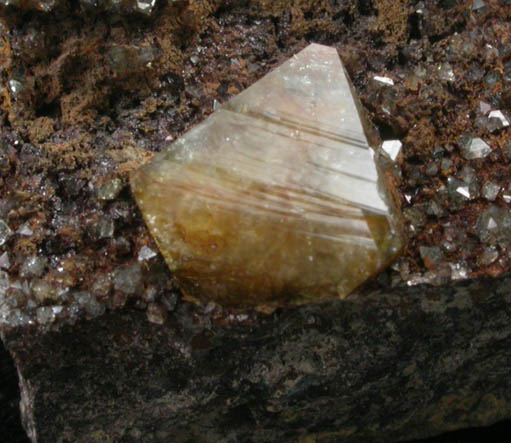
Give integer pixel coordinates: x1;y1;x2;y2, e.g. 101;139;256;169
460;135;491;159
131;44;405;309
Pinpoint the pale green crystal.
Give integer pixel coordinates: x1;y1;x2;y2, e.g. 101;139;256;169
131;43;404;310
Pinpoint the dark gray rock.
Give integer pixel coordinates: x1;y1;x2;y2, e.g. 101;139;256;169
3;275;511;442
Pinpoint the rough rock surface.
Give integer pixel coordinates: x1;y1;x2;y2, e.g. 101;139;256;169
0;339;26;442
4;275;511;442
2;0;511;441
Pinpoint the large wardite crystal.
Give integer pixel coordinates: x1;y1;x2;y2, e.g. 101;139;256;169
131;44;404;309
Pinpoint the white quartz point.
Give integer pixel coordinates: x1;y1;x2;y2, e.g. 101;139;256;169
489;110;509;127
461;137;491;160
373;75;394;86
382;140;402;161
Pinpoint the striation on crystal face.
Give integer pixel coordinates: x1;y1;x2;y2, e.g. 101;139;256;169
131;44;405;309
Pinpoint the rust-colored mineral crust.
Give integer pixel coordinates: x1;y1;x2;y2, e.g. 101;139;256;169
131;43;404;309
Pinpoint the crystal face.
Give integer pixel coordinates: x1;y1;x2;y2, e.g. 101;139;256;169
131;44;404;309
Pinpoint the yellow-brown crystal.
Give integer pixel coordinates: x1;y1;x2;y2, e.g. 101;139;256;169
131;44;404;310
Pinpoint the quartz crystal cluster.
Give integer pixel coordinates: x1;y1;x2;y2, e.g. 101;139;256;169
131;44;404;309
0;0;167;14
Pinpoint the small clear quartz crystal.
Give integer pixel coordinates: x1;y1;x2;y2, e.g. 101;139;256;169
131;44;405;309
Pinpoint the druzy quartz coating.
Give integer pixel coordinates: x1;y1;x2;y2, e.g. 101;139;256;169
131;44;404;309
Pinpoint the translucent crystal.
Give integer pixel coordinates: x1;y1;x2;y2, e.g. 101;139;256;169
472;0;488;12
97;177;123;200
146;303;167;325
482;181;500;201
472;0;487;13
114;264;142;295
403;206;427;231
96;216;114;239
31;279;59;302
7;79;24;97
479;101;491;115
36;306;59;325
459;165;478;185
459;135;491;160
73;291;105;318
373;75;394;86
0;251;9;269
449;262;469;280
381;140;402;161
0;219;11;246
478;246;499;266
136;0;155;14
20;256;47;278
476;205;502;242
131;44;405;309
447;177;471;200
138;245;157;262
0;270;8;298
18;222;33;237
427;200;445;218
488;110;509;128
436;63;455;82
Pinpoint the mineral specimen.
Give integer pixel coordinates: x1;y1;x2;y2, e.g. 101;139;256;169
0;220;11;247
381;139;402;161
0;0;168;13
460;135;492;160
131;43;404;309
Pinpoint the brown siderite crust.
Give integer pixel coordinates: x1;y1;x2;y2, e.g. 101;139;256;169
2;0;511;442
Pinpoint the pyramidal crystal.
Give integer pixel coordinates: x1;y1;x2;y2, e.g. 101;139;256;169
131;44;405;310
